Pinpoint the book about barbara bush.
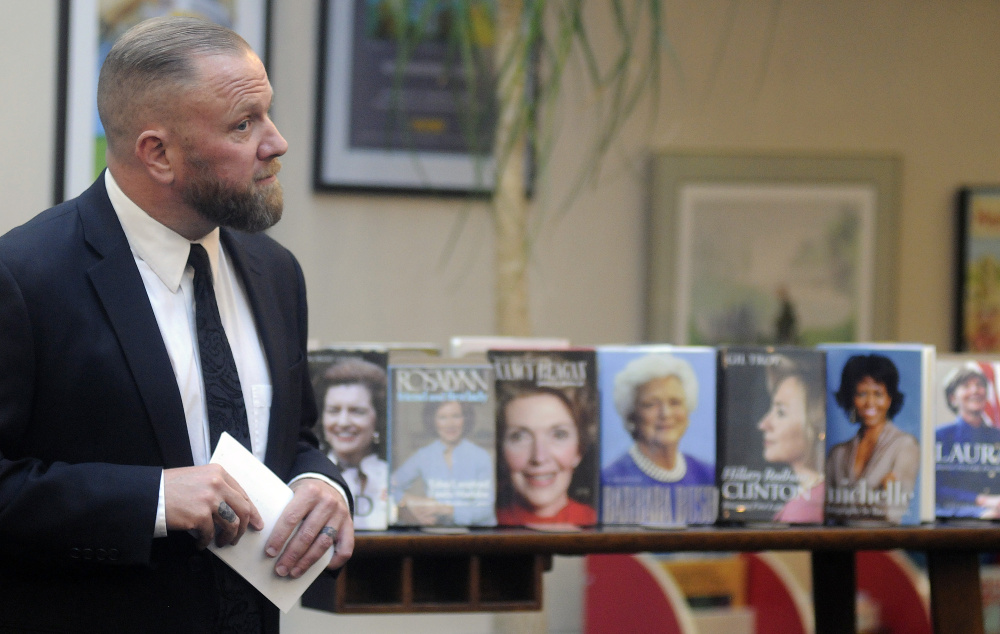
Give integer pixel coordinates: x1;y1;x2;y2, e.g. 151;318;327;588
307;348;390;530
717;347;827;525
597;345;718;526
819;343;935;525
387;357;497;528
488;349;600;528
934;354;1000;521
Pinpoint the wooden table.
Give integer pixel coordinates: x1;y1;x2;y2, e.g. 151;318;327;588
301;524;1000;633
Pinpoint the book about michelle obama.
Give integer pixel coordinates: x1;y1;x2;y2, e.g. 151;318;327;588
716;346;827;525
819;342;936;526
488;349;600;528
597;345;718;527
307;348;390;530
387;356;497;528
934;354;1000;521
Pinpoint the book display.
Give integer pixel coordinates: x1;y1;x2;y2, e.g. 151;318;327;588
298;339;996;633
387;357;497;527
717;347;827;525
488;349;600;527
597;345;718;526
934;354;1000;520
819;343;936;525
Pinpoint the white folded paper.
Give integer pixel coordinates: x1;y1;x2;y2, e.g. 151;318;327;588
208;432;334;612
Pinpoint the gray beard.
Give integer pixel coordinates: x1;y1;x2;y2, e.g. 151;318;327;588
181;161;284;233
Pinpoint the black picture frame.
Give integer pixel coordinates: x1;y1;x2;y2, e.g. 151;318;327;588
313;0;499;196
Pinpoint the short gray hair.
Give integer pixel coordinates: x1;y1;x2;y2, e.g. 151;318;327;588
612;353;699;424
97;16;252;156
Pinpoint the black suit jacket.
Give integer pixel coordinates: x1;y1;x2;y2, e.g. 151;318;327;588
0;175;348;633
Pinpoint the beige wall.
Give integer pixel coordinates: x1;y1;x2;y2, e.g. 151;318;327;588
2;1;997;631
4;1;993;350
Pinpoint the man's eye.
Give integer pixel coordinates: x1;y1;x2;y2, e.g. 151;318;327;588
236;120;250;131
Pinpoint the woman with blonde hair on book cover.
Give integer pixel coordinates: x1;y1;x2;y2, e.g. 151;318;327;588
757;355;826;523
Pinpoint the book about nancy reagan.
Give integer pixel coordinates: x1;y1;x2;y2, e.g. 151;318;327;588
598;345;718;526
308;348;390;530
717;347;827;525
819;343;936;525
934;354;1000;521
387;357;497;528
488;349;600;528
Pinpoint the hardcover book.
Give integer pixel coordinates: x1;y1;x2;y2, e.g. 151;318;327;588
488;349;600;527
597;345;718;526
387;357;497;527
819;342;936;525
934;354;1000;520
717;347;827;524
308;348;390;530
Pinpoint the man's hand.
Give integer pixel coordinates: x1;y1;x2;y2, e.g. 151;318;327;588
164;464;263;550
266;478;354;578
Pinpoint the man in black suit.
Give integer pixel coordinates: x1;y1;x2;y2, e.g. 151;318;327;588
0;16;353;633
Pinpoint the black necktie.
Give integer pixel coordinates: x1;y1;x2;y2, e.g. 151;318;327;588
188;243;252;453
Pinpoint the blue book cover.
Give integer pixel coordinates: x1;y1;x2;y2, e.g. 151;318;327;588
819;343;935;525
598;345;718;526
387;358;497;528
934;354;1000;520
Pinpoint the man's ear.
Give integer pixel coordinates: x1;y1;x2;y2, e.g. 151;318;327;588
135;129;174;185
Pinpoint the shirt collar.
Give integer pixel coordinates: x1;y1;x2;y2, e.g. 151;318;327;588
105;169;221;292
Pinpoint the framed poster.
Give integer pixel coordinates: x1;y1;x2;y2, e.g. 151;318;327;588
314;0;498;195
955;187;1000;352
54;0;272;203
646;153;900;346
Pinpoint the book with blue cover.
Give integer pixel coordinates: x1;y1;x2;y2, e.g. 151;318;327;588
819;343;935;525
387;357;497;528
597;345;718;526
934;354;1000;520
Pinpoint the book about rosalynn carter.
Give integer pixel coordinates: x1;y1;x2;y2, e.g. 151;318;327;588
387;356;497;528
819;342;936;526
598;345;718;527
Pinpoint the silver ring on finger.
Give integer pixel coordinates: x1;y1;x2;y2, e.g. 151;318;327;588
320;526;337;541
218;501;237;524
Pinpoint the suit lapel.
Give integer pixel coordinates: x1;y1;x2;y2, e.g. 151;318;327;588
79;177;194;468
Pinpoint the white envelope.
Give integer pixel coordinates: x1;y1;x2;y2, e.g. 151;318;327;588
208;432;334;613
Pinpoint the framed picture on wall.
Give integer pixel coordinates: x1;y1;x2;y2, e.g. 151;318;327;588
54;0;272;204
646;153;901;346
313;0;498;195
955;187;1000;352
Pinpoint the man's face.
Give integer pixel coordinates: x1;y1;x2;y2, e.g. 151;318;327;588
175;51;288;233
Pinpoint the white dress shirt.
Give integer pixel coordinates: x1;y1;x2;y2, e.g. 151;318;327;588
104;170;344;537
